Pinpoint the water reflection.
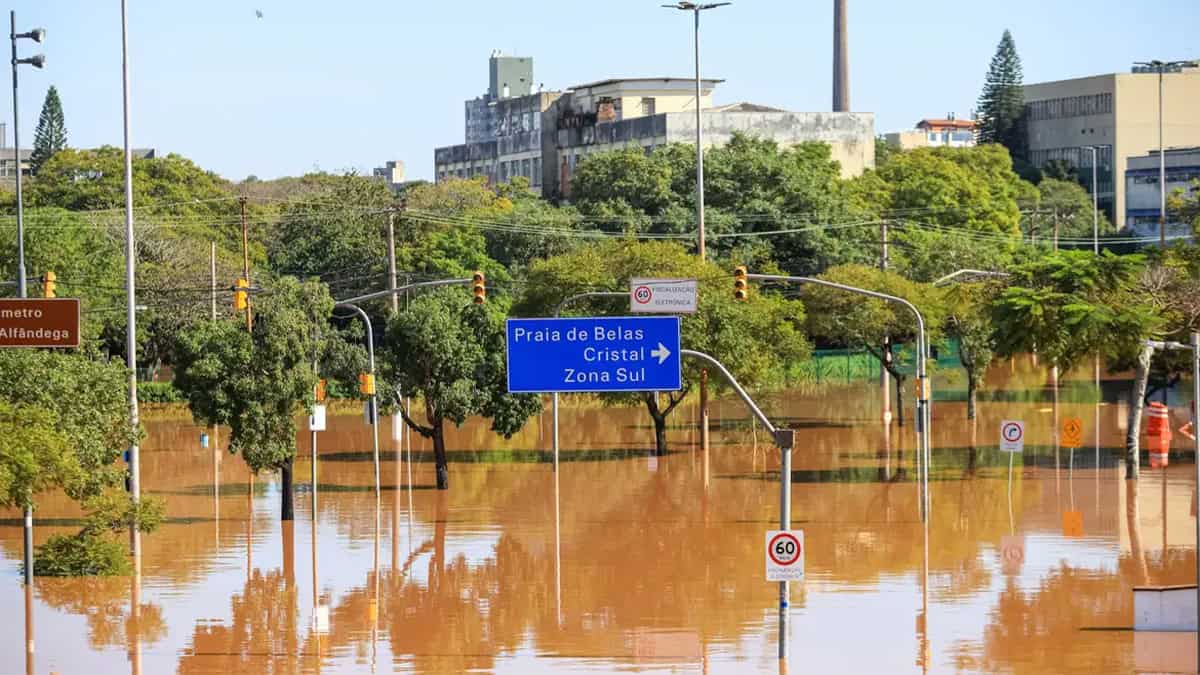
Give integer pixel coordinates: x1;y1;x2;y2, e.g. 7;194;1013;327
0;358;1197;673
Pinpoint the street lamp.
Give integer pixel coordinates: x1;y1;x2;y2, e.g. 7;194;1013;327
10;11;45;588
1133;60;1190;248
662;1;730;262
1083;146;1099;255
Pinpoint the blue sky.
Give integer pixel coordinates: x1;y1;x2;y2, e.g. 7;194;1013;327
14;0;1200;182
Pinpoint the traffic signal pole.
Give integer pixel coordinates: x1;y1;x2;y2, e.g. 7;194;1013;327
746;272;931;521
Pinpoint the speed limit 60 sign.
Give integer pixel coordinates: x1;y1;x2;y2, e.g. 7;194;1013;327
765;530;805;582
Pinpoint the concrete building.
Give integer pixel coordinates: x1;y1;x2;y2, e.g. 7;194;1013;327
885;116;976;150
435;57;875;199
1125;147;1200;236
0;132;156;184
1022;62;1200;228
371;160;407;193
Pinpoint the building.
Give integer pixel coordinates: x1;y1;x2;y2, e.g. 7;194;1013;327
546;80;875;197
435;56;876;199
884;116;976;150
1022;62;1200;228
0;131;156;184
1125;147;1200;236
371;160;407;193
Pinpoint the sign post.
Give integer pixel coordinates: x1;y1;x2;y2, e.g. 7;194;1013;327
1001;419;1025;489
506;316;682;394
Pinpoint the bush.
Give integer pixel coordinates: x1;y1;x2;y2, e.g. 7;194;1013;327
32;533;130;576
137;381;183;403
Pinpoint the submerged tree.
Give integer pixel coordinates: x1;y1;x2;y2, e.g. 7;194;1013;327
174;276;335;519
943;281;1003;420
379;289;541;490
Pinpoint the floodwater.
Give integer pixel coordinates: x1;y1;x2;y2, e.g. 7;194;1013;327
2;358;1198;674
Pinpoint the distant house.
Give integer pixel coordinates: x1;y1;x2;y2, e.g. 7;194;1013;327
884;116;977;151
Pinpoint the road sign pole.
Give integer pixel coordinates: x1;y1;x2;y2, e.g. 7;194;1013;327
549;292;627;470
779;436;791;660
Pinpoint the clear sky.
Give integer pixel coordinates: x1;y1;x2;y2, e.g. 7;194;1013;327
12;0;1200;182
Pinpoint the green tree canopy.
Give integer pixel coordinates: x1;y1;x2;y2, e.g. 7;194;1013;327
380;289;541;489
1036;178;1116;241
173;276;337;519
802;264;946;423
0;401;73;509
31;85;68;173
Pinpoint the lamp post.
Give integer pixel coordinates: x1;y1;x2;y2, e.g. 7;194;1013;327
10;11;45;587
663;1;729;262
1083;146;1099;255
1134;60;1189;248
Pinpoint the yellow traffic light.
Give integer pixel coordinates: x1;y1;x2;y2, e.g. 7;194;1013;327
315;379;327;402
733;266;748;301
471;270;486;305
234;278;249;310
42;271;56;298
358;373;376;396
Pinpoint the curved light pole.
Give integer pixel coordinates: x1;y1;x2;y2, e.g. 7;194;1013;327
748;272;932;520
334;303;380;499
10;11;44;587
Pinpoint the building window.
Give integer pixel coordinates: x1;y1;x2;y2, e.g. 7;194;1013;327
928;132;938;142
532;157;541;186
641;97;656;116
1026;93;1113;122
522;158;531;179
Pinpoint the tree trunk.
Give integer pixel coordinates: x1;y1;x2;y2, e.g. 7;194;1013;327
966;371;978;421
653;415;668;456
280;457;295;521
432;418;449;490
1125;345;1153;480
892;372;906;427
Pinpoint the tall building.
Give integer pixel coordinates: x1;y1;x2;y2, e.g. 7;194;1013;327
1022;62;1200;228
435;57;876;199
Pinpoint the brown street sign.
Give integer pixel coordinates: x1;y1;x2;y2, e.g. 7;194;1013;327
0;298;80;348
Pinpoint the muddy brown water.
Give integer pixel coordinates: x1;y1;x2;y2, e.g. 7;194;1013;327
1;359;1197;673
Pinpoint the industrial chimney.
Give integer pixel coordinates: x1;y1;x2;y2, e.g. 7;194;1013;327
833;0;849;112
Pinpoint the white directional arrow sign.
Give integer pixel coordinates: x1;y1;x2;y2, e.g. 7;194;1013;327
651;342;672;365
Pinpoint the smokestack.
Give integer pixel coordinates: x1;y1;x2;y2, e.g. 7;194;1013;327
833;0;849;112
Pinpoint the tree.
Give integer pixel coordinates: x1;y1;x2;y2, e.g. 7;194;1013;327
514;240;810;456
802;265;946;425
31;85;67;173
0;402;73;510
173;276;336;520
1040;159;1076;182
1167;179;1200;235
0;350;161;575
1036;178;1116;242
976;30;1026;158
379;289;541;490
943;282;1002;419
989;251;1160;477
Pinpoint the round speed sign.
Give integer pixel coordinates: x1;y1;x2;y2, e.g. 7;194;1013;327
768;532;802;566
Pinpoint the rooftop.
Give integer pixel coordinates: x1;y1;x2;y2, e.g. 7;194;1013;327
569;77;724;91
917;118;976;130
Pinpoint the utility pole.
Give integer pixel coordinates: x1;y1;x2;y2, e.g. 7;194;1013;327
239;196;252;331
1052;209;1060;252
1134;60;1189;248
387;208;399;315
210;241;217;321
119;0;141;572
880;220;891;423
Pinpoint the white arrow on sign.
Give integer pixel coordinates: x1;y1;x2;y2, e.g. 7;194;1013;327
650;342;671;365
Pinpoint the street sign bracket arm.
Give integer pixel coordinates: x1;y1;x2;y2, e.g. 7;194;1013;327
680;348;777;435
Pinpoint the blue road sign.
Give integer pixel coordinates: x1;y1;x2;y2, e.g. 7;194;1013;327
506;316;682;393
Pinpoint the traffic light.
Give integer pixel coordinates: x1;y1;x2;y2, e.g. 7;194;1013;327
358;373;375;396
315;379;326;402
471;270;486;305
41;270;56;298
234;278;249;310
733;266;748;301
